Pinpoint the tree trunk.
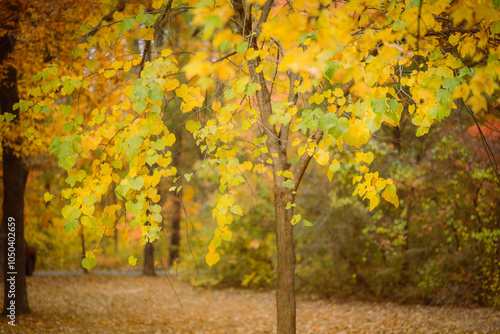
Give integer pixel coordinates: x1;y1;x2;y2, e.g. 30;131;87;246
81;228;88;274
168;134;182;267
142;241;155;275
168;194;181;267
1;26;30;317
274;186;296;334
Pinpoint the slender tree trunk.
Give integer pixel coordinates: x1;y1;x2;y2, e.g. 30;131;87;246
81;228;88;274
143;241;155;275
1;21;30;316
168;132;182;267
168;194;181;266
274;186;296;334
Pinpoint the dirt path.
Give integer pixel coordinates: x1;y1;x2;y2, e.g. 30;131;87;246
1;275;499;333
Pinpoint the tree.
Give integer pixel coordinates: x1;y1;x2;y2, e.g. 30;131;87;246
1;0;95;316
0;2;30;316
5;0;500;332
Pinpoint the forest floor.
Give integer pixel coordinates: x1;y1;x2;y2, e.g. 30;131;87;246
0;274;499;333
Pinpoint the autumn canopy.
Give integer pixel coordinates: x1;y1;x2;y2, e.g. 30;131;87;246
1;0;499;332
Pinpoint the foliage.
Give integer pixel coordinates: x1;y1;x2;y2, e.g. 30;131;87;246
1;0;500;329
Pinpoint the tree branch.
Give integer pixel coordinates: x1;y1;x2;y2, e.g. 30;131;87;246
291;127;323;198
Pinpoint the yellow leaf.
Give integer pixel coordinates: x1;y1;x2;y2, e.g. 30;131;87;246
315;150;329;166
112;61;123;70
85;59;98;71
103;70;115;78
152;0;163;9
139;27;155;41
206;252;220;267
243;161;253;171
344;120;371;148
161;49;172;57
128;255;137;266
44;192;53;203
364;190;380;211
123;61;132;72
113;11;124;21
164;133;176;146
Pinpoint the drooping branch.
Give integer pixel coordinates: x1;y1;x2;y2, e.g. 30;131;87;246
291;127;323;196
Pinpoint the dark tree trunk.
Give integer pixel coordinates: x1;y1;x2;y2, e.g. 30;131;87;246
142;241;155;275
168;134;182;267
1;21;30;317
81;228;88;274
168;194;181;267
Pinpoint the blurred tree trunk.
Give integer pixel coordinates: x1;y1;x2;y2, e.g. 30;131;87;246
81;228;88;274
1;2;30;315
168;194;181;266
143;241;155;275
168;130;182;266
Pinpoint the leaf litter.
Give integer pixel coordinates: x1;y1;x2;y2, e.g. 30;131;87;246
0;275;499;333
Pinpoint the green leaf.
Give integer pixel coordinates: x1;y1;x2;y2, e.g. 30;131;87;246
202;15;223;38
221;230;232;241
152;139;166;150
278;113;291;125
184;172;193;181
220;41;232;52
125;135;143;159
64;220;78;234
235;41;248;54
282;179;295;189
63;123;75;133
126;201;143;215
151;213;163;223
136;13;155;28
186;120;200;133
211;236;222;248
224;88;236;99
145;153;159;166
303;219;313;227
319;113;338;133
244;83;259;97
324;61;340;80
298;32;309;44
60;156;77;170
118;17;137;32
329;117;349;139
130;177;145;190
82;257;97;270
131;85;148;102
81;216;97;229
148;88;164;103
371;98;387;115
83;194;97;207
134;101;147;113
230;205;243;216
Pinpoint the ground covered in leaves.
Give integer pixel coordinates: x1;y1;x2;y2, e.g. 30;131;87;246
1;274;499;333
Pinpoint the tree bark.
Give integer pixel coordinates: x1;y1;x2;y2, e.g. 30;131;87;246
81;228;88;274
168;194;181;267
274;186;296;334
1;21;30;316
168;132;182;267
142;241;155;275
